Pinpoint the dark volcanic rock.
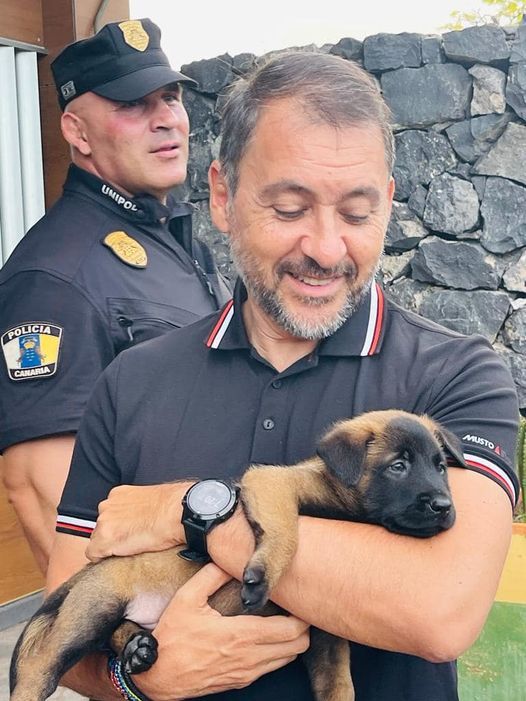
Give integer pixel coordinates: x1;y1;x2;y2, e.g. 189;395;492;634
503;250;526;293
407;185;428;218
363;33;421;71
480;177;526;253
381;64;472;127
495;343;526;408
510;24;526;63
421;35;444;64
393;130;457;200
419;290;511;341
183;89;216;132
423;173;479;235
502;307;526;354
329;37;363;61
385;202;428;251
446;113;512;163
192;201;234;280
469;64;507;115
385;277;436;314
181;54;234;94
472;123;526;187
232;52;257;74
411;236;501;290
442;26;510;65
506;62;526;120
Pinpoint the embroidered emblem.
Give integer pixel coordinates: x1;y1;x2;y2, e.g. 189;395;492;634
1;323;63;381
103;231;148;268
61;80;76;101
118;20;150;52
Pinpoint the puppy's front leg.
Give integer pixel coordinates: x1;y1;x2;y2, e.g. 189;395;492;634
239;464;324;611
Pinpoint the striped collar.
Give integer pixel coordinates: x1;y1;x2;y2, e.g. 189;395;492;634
205;279;386;357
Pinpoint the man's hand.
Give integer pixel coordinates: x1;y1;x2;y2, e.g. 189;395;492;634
133;563;310;700
86;483;193;561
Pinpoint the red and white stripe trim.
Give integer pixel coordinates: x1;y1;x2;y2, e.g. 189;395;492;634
206;299;234;349
56;514;96;536
359;283;384;356
464;452;517;505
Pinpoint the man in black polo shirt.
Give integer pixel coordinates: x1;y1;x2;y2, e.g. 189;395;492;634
0;18;231;573
48;52;519;701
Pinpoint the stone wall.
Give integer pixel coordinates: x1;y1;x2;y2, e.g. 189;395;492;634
177;24;526;409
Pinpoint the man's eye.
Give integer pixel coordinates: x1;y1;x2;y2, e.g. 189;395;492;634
164;93;181;104
273;208;305;220
120;100;143;109
343;213;369;224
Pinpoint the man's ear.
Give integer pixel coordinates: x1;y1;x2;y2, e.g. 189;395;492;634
61;112;91;156
208;160;230;233
317;425;370;488
386;175;395;219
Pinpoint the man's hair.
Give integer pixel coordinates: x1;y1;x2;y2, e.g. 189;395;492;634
218;50;395;193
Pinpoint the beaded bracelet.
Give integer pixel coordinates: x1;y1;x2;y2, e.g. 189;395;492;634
107;655;150;701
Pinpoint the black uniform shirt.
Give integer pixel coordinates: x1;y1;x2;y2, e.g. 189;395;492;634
0;164;231;451
58;281;519;701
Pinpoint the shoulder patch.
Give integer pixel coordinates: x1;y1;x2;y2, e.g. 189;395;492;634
1;323;62;381
103;231;148;268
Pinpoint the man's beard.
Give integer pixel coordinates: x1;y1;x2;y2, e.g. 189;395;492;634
230;235;377;341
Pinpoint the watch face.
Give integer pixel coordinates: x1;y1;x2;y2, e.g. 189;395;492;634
187;480;235;518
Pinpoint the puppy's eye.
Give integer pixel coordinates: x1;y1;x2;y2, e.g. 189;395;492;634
438;462;447;474
388;461;407;473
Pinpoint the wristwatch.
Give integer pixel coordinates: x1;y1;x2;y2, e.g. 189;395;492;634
179;479;240;563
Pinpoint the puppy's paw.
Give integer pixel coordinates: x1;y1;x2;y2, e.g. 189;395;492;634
121;632;158;674
241;564;269;611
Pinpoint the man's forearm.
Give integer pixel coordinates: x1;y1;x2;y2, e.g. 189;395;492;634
208;468;513;661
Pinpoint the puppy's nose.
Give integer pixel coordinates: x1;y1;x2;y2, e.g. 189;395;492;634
429;495;452;515
419;493;452;515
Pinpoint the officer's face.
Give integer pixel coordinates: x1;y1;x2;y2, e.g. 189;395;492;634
68;84;189;201
210;98;394;341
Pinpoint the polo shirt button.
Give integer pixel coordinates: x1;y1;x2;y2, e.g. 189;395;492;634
271;380;282;389
263;418;275;430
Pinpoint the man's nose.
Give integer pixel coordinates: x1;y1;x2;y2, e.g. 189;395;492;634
151;100;186;130
299;214;348;269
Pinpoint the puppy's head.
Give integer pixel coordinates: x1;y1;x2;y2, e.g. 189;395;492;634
317;410;463;537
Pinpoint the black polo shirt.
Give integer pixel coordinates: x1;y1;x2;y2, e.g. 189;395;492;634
58;281;519;701
0;164;231;451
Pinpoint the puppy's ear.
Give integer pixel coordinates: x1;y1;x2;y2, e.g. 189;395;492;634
317;427;369;487
436;428;466;468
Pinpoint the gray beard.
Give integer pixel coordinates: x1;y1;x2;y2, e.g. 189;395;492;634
230;238;377;341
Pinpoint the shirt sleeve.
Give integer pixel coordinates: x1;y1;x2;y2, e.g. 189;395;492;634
56;356;123;536
423;334;520;507
0;271;114;451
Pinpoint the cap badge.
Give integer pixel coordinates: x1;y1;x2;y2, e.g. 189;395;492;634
103;231;148;268
118;20;150;52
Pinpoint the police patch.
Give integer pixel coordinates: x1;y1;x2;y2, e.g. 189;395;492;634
1;323;62;381
118;20;150;52
103;231;148;268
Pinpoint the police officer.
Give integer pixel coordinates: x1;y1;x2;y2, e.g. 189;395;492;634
0;18;231;572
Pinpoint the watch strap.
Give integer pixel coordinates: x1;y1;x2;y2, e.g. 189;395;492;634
179;519;211;563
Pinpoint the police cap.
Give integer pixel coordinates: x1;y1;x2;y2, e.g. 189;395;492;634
51;18;196;110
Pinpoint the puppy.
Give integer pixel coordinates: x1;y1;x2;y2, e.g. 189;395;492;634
10;409;463;701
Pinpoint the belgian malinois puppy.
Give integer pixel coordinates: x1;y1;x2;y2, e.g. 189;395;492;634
10;410;463;701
